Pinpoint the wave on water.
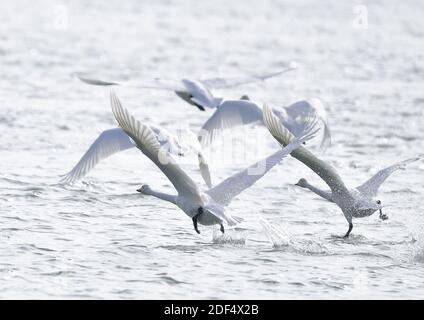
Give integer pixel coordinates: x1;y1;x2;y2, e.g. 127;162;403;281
0;176;32;186
57;179;127;195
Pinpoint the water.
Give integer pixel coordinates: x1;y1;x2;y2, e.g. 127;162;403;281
1;0;424;299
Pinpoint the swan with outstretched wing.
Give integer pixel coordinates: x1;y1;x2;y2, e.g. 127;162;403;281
77;65;295;111
262;104;420;238
61;125;212;187
110;91;317;234
198;97;331;151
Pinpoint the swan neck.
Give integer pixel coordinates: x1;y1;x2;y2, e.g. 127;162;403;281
304;181;333;202
291;147;327;178
291;146;345;194
145;188;177;204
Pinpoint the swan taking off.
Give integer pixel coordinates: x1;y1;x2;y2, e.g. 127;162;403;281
198;97;331;151
61;126;213;187
110;91;317;234
77;65;296;111
262;104;420;238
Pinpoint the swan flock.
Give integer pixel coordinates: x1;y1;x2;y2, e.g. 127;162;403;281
64;69;421;238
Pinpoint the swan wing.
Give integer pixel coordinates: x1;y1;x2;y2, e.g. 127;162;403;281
172;128;213;188
110;91;202;201
174;128;213;188
61;128;135;184
263;104;349;195
77;76;119;86
206;113;318;206
204;204;240;226
137;125;213;188
174;128;202;153
198;99;263;147
356;157;421;197
198;153;212;188
273;108;306;137
77;74;184;91
284;99;331;150
200;66;296;89
148;125;189;157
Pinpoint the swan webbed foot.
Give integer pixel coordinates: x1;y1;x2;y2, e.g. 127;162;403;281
220;224;225;234
379;209;388;220
343;223;353;238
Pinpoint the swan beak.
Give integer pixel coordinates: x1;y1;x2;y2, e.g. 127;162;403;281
136;188;142;193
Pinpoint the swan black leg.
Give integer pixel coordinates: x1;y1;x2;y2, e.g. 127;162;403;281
343;223;353;238
192;208;203;234
220;224;225;234
192;214;201;234
379;209;388;220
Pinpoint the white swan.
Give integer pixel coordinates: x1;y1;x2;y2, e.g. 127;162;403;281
75;76;327;186
75;67;329;186
61;125;212;187
62;99;329;179
262;104;420;238
110;91;317;234
79;78;327;149
77;65;296;111
198;96;331;150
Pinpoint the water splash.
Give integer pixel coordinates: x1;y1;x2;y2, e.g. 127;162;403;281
260;219;328;254
260;218;291;247
212;230;246;246
411;231;424;263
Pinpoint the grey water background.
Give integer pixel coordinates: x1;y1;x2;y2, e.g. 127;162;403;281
1;0;424;299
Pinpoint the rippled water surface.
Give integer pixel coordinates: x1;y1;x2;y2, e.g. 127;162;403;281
1;0;424;299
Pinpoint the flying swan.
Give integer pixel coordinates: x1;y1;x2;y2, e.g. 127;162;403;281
61;97;329;186
110;91;318;234
77;73;331;150
74;68;329;186
262;104;420;238
77;65;296;111
197;96;331;151
61;125;213;187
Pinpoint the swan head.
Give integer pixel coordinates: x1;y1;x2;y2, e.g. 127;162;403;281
376;199;388;220
137;185;152;194
295;178;308;188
